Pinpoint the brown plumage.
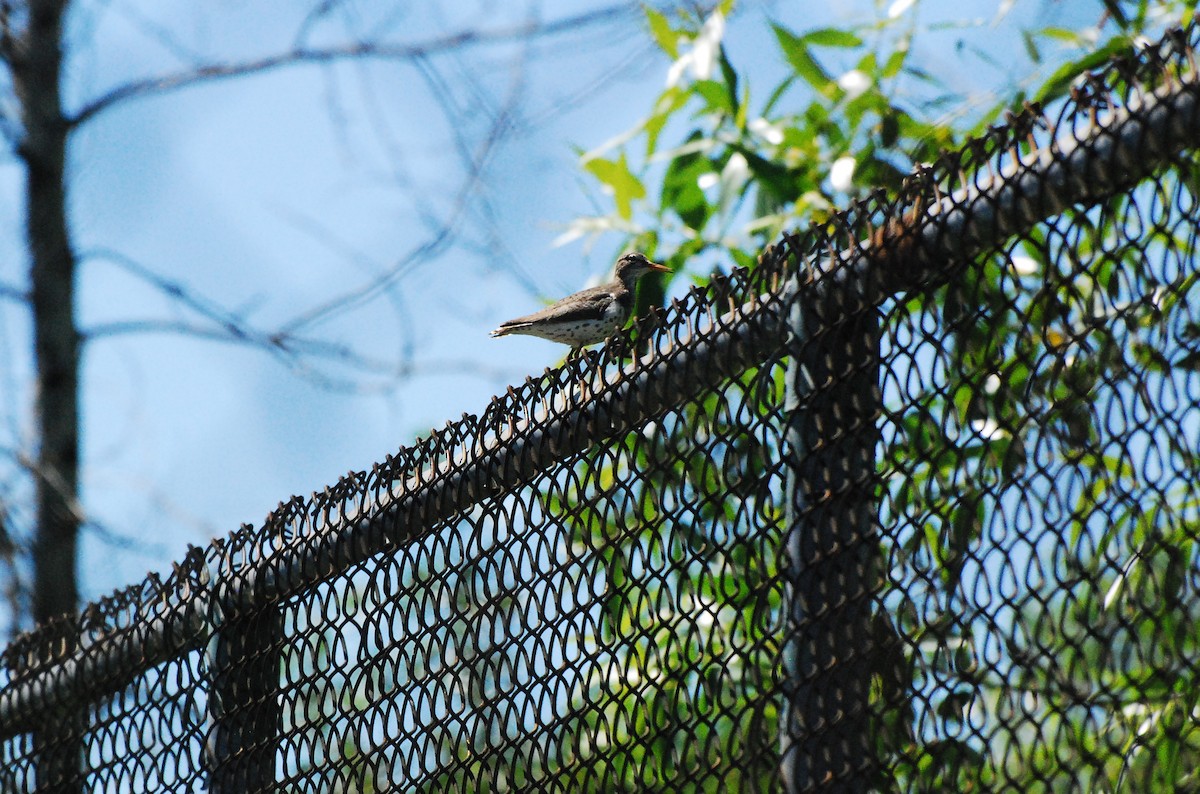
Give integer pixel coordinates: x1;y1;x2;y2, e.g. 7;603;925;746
490;253;670;348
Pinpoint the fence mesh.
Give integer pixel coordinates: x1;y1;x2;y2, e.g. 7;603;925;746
3;21;1200;794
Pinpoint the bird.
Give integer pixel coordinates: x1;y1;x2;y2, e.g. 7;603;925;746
490;252;670;350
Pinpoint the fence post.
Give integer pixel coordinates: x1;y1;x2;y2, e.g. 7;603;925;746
33;709;86;794
29;710;86;793
206;594;283;794
780;271;881;792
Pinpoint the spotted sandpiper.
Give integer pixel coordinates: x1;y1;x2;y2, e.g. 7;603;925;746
490;252;670;350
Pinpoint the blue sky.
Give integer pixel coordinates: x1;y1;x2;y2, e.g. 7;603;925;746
0;0;1109;619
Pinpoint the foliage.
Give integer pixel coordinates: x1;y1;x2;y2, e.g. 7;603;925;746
550;0;1200;791
287;2;1200;789
564;0;1197;273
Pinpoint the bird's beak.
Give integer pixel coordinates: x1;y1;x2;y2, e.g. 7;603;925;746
647;261;671;273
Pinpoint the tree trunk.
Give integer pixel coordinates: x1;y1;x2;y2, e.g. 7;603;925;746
15;0;79;625
11;5;87;787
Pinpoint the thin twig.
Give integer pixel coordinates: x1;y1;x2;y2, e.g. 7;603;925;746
0;281;26;303
69;5;633;127
275;55;523;337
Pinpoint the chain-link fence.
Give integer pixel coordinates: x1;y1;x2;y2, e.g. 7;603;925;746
3;21;1200;794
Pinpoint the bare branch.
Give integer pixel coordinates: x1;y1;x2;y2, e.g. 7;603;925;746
83;317;359;362
81;226;526;389
3;445;169;562
411;45;542;295
0;489;22;641
273;17;542;340
107;1;209;67
526;39;659;128
292;0;352;49
80;247;269;343
275;102;509;336
81;316;392;394
83;318;518;387
0;0;20;66
82;319;278;346
0;281;25;303
79;249;395;390
80;518;169;557
69;5;634;127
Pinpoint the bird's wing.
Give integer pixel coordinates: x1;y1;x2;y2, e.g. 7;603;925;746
492;287;615;331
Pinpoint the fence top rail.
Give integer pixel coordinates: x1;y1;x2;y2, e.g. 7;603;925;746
1;18;1198;741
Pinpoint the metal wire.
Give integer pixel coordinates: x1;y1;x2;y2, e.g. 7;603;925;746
2;21;1200;794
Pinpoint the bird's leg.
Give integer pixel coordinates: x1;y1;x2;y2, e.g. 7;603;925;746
607;333;630;376
583;347;605;401
579;346;604;402
562;346;585;402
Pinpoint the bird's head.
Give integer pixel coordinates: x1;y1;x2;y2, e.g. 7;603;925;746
614;252;670;286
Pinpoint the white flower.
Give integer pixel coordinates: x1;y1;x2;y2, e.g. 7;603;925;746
830;156;856;192
1009;255;1039;276
1103;575;1124;611
837;69;871;100
1147;285;1168;310
721;152;749;190
887;0;916;18
691;11;725;79
665;10;726;87
970;418;1007;441
666;56;690;88
984;374;1001;394
718;153;750;216
748;117;784;145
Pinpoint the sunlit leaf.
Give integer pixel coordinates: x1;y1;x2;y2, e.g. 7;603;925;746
801;27;865;48
584;153;647;221
772;24;833;90
645;5;680;57
1033;37;1133;104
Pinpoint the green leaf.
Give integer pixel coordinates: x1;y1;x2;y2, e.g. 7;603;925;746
660;131;712;231
719;46;740;119
735;146;800;204
882;36;910;79
584;152;646;221
644;6;679;57
952;384;973;424
1038;26;1087;44
945;494;983;588
1101;0;1129;27
1133;340;1172;374
773;24;833;90
878;112;900;147
800;27;864;48
936;690;974;722
1000;433;1026;480
646;86;690;156
1020;29;1041;64
1033;37;1133;104
692;79;734;115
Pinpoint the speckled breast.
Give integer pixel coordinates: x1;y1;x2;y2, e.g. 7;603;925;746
528;318;617;346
